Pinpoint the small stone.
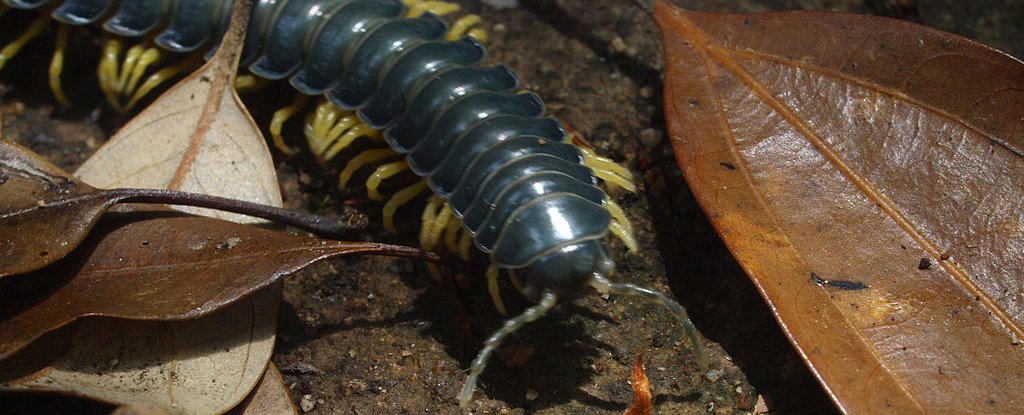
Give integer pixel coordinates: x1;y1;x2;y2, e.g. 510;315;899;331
299;394;316;412
704;368;724;382
640;128;663;149
525;388;539;401
917;258;931;270
610;36;628;53
638;86;655;99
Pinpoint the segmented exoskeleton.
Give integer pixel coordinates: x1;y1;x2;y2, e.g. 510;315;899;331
0;0;705;406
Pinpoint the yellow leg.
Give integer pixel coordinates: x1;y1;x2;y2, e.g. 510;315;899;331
446;15;488;43
234;74;268;91
457;227;473;261
325;123;381;161
366;160;410;201
603;198;638;252
419;195;447;282
337;148;396;191
0;13;50;72
116;45;145;93
579;147;636;192
48;23;70;107
420;195;444;250
404;0;461;18
124;55;195;109
98;39;124;111
269;94;309;155
382;181;428;233
97;37;192;112
443;213;462;254
487;264;508;316
305;101;381;162
609;220;639;254
124;47;161;99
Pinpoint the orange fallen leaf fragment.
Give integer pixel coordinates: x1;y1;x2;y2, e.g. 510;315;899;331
623;353;652;415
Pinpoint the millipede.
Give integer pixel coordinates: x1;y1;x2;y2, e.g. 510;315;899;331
0;0;705;408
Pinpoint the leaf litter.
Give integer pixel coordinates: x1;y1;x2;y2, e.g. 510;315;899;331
0;0;426;413
3;0;1021;414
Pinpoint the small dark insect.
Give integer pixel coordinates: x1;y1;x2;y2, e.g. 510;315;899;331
918;258;931;270
810;272;869;291
0;0;705;407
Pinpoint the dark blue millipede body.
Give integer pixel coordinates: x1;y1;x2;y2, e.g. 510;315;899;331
3;0;616;296
4;0;705;406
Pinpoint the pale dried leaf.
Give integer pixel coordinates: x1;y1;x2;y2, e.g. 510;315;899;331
73;0;277;224
1;287;278;415
4;2;282;413
231;362;298;415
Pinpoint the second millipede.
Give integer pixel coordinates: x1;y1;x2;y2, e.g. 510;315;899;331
0;0;706;407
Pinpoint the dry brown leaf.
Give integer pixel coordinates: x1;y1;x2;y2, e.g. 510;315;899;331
230;362;298;415
1;287;279;415
1;141;363;278
656;1;1024;413
3;2;297;412
1;140;105;276
622;354;653;415
0;209;427;362
73;0;278;224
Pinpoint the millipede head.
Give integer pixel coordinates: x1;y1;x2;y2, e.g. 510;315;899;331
515;239;615;301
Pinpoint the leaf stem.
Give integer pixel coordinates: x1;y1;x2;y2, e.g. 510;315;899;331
102;188;367;236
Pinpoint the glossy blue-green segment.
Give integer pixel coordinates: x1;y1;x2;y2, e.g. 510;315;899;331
471;171;605;249
52;0;109;24
407;92;545;175
290;0;404;94
451;153;595;231
361;38;484;129
490;193;611;268
248;0;321;79
385;65;518;153
156;0;219;52
437;136;582;209
3;0;54;8
104;0;168;36
329;14;445;107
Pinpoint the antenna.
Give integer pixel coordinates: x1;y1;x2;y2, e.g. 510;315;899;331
458;289;559;408
591;273;708;369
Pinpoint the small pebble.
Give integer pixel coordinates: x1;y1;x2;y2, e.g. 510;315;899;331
610;36;628;53
638;85;655;99
640;128;663;148
525;388;539;401
299;394;316;412
704;368;724;382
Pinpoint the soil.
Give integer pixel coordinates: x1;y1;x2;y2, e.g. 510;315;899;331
1;0;1021;414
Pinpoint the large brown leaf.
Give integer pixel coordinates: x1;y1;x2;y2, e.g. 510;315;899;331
0;209;426;361
0;141;363;278
655;1;1024;414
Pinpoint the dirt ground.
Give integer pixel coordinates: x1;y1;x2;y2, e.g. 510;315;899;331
1;0;1021;414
